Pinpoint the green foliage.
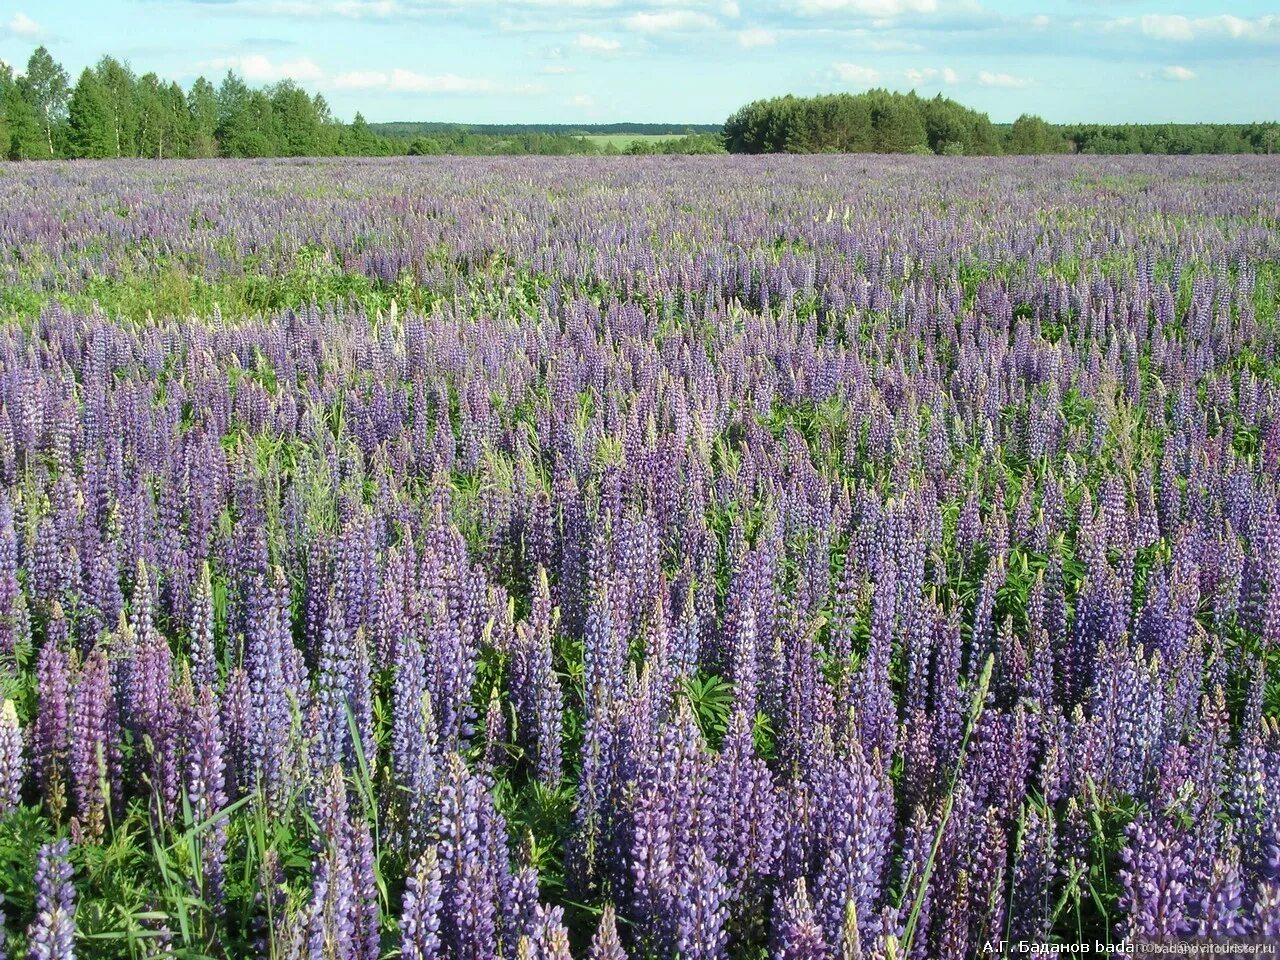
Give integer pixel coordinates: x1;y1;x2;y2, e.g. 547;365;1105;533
681;671;735;743
1006;113;1069;155
68;67;115;159
724;89;991;156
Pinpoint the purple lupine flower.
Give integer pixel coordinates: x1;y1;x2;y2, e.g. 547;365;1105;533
0;699;22;815
503;862;541;955
305;766;357;960
314;589;354;769
127;597;181;820
675;844;729;960
348;808;380;960
185;685;229;911
835;898;861;960
969;807;1008;949
1255;882;1280;939
392;638;439;856
1120;813;1189;939
190;561;218;690
588;905;627;960
856;564;897;763
511;567;563;788
32;634;70;821
70;646;119;843
1010;804;1056;942
813;734;894;944
0;498;19;657
401;847;443;960
242;570;293;811
1191;853;1246;938
773;878;831;960
713;705;780;900
480;687;507;773
436;753;501;960
525;904;574;960
26;839;76;960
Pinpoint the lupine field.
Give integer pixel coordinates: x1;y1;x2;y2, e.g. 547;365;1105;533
0;155;1278;959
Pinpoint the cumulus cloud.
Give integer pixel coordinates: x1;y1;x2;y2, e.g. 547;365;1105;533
1097;13;1280;43
1159;65;1197;81
904;65;958;85
331;68;535;93
329;70;389;89
206;54;325;83
565;93;594;107
834;62;880;83
737;27;776;48
791;0;937;17
977;70;1030;88
624;10;717;33
575;32;621;52
4;11;40;36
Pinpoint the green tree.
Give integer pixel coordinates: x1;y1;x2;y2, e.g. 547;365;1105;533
1006;113;1066;154
95;56;137;157
0;61;13;157
23;46;70;158
270;80;322;156
867;90;927;153
340;111;382;156
311;93;341;155
68;67;114;158
135;72;169;158
187;76;219;158
6;75;44;159
219;85;277;157
215;70;250;153
163;81;192;158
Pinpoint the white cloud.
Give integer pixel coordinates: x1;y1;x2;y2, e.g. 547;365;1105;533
206;54;324;83
387;69;497;92
575;32;621;51
720;0;740;16
331;68;540;94
624;10;717;33
977;70;1030;88
904;65;958;85
1160;65;1197;81
566;94;594;107
834;62;880;83
791;0;937;17
540;64;577;74
331;71;389;89
1100;14;1279;43
332;0;399;16
737;27;776;47
5;11;40;36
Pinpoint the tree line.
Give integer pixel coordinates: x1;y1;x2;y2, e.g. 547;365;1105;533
0;46;397;160
723;91;1279;155
0;45;720;160
1;44;1275;160
372;120;721;138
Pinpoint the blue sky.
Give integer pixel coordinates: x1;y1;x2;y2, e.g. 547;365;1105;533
0;1;1276;124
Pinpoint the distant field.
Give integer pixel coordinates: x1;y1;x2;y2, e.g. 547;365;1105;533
583;134;685;148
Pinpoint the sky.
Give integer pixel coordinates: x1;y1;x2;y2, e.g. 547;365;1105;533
0;1;1276;125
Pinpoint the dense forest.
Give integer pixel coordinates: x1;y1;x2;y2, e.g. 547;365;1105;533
0;45;1276;160
723;91;1280;155
371;120;721;139
0;47;397;159
0;46;717;159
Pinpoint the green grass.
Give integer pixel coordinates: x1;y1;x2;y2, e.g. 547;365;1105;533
582;134;685;149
